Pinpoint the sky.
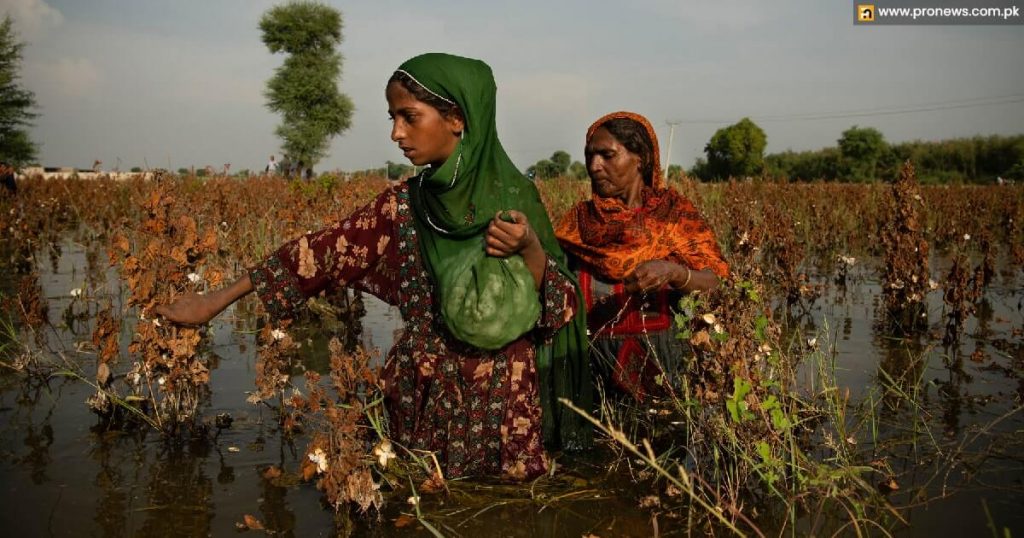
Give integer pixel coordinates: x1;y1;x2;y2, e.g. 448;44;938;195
7;0;1024;173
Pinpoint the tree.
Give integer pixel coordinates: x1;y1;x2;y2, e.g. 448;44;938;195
568;161;587;180
0;16;39;166
550;150;570;175
764;148;841;181
527;150;572;179
689;157;709;180
385;160;413;180
526;160;554;179
703;118;766;180
260;2;354;168
838;126;887;182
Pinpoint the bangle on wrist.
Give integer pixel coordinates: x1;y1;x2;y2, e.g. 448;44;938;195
680;266;692;289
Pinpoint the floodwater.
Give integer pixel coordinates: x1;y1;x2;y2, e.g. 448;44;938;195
0;241;1022;536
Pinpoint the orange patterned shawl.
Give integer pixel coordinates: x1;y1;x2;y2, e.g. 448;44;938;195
555;111;728;281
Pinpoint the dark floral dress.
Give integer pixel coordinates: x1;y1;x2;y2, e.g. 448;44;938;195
249;183;576;479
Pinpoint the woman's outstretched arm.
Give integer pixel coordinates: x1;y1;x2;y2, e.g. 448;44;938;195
155;187;402;326
152;275;253;325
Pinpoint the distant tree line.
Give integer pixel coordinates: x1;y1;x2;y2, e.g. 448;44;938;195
762;131;1024;183
526;150;586;180
347;160;415;180
688;118;1024;184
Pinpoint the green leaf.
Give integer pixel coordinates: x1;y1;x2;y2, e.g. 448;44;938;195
754;315;769;342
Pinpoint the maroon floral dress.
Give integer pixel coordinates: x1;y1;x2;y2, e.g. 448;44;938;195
248;183;577;479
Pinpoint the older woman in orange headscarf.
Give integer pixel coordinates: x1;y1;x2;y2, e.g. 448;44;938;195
555;112;729;400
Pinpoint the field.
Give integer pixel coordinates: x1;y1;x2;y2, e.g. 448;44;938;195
1;167;1022;536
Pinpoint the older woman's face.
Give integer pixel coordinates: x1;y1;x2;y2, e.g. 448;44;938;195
585;126;644;204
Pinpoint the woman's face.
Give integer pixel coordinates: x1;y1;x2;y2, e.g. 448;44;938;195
386;81;463;168
585;126;644;205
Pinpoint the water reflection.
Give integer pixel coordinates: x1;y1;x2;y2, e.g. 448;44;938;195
137;443;215;537
91;434;136;538
874;333;928;416
255;465;297;534
0;238;1021;536
3;377;61;485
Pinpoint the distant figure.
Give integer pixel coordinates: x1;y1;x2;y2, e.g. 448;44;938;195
295;160;305;181
92;159;103;173
1;162;16;195
280;155;292;178
266;155;279;175
996;176;1005;185
305;166;315;181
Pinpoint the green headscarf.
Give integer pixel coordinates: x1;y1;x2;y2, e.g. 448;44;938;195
399;53;592;450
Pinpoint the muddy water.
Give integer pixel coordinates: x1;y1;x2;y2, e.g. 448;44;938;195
0;242;1022;536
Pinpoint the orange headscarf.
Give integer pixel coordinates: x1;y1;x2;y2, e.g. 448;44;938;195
555;111;728;281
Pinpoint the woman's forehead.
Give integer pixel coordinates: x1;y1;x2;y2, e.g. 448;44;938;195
586;127;622;150
386;82;426;109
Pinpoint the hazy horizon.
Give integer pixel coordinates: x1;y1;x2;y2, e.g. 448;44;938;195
8;0;1024;173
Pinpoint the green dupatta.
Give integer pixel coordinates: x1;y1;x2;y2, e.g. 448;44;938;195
399;53;592;450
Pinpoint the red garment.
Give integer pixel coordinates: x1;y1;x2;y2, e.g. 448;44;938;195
579;268;678;400
249;183;576;479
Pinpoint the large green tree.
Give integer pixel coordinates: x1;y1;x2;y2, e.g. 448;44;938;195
838;125;887;182
0;15;38;166
260;2;353;168
703;117;766;180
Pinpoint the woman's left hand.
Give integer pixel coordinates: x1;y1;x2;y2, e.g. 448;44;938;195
624;260;684;294
485;210;540;258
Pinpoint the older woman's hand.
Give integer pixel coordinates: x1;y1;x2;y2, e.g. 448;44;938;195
624;260;687;294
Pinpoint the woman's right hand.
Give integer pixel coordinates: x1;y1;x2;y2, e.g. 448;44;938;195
151;275;255;326
151;293;219;326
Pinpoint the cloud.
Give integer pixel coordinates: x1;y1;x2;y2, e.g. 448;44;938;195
169;71;265;107
647;0;775;32
499;72;594;163
25;57;100;98
2;0;63;40
502;72;592;111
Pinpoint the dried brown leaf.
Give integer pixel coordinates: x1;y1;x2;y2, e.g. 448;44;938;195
242;514;264;530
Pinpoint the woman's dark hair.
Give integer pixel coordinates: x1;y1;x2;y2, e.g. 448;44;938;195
600;118;655;185
389;71;464;122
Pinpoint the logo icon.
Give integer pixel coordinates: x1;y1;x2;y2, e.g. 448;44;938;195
857;4;876;22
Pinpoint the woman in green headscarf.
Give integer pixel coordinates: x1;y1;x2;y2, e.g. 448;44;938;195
154;53;591;479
